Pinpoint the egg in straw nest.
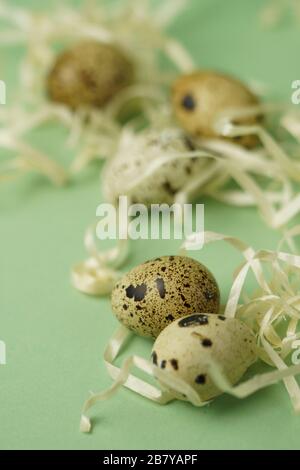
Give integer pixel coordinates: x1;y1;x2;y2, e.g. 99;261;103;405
0;0;194;182
79;228;300;433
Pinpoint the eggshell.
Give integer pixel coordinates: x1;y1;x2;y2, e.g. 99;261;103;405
111;256;220;338
102;128;206;205
152;313;257;401
47;41;134;109
172;70;261;148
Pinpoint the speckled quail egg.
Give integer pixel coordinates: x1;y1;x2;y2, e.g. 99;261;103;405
102;128;207;206
151;313;257;402
172;70;261;148
111;256;220;338
47;41;134;109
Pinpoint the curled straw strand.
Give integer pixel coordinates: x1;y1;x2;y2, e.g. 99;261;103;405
71;223;130;296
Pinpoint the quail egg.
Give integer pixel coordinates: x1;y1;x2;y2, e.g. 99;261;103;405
102;128;206;206
172;70;261;148
47;41;134;109
111;256;220;338
152;313;257;402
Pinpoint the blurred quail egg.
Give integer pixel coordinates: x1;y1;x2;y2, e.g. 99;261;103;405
102;128;206;206
172;70;261;148
47;41;134;109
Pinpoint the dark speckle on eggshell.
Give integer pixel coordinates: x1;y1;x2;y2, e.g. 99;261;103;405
178;314;209;327
195;374;206;385
204;290;216;301
162;181;177;196
125;284;147;301
151;351;158;365
166;314;174;322
155;278;166;299
170;359;179;370
181;94;196;111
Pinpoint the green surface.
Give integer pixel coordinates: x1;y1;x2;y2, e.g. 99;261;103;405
1;0;300;450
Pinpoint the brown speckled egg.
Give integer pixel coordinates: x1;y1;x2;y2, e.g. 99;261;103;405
47;41;134;109
172;70;261;148
111;256;220;338
152;313;257;402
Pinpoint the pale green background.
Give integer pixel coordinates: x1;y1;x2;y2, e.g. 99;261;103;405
1;0;300;450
